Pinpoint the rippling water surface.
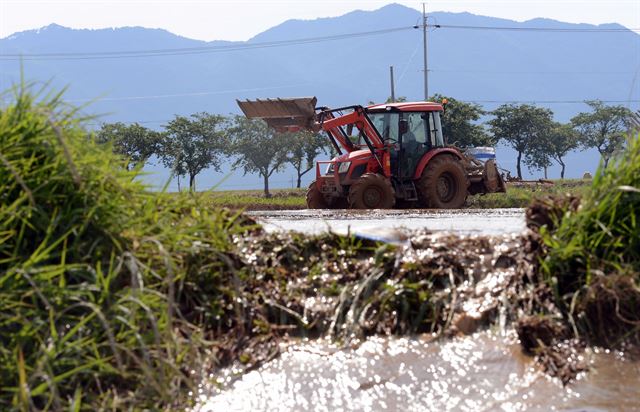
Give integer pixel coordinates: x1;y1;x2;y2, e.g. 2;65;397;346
248;208;526;236
198;331;640;411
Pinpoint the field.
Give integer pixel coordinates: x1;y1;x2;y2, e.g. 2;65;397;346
205;180;591;210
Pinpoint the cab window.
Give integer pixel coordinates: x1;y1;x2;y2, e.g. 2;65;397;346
428;112;444;147
369;112;399;142
402;112;427;144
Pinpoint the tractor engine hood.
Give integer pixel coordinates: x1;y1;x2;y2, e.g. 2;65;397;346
333;149;372;163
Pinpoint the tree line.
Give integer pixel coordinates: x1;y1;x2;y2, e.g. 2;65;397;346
96;98;634;193
96;115;327;195
432;96;633;179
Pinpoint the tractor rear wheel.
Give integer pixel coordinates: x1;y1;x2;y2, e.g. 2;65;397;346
418;155;468;208
306;181;328;209
348;173;395;209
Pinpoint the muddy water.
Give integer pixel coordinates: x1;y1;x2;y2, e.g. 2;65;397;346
198;331;640;411
202;210;638;410
248;208;526;236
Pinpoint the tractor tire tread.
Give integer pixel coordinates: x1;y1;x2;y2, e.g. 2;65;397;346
417;154;469;209
348;173;396;209
306;181;328;209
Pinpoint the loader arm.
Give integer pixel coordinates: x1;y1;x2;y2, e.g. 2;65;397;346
316;109;356;153
319;106;385;149
236;97;385;154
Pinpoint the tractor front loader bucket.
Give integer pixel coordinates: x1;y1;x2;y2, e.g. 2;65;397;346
237;97;318;132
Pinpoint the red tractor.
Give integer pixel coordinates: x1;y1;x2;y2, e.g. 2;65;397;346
237;97;505;209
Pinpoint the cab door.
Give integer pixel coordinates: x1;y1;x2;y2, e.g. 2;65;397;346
398;112;430;178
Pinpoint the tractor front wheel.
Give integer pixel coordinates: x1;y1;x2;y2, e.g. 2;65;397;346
348;173;395;209
306;181;328;209
418;155;468;208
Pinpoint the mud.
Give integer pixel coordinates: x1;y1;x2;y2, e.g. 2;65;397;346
202;226;573;385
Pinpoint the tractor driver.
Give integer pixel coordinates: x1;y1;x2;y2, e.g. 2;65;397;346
398;117;420;177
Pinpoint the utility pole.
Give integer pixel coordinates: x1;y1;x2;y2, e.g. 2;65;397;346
422;2;429;101
389;66;395;102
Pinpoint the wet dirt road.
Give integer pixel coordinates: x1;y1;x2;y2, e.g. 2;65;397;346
248;208;526;237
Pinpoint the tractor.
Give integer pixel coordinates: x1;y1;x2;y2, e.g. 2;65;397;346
237;97;506;209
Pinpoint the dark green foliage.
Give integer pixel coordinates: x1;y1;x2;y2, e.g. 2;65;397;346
526;122;580;178
160;112;227;191
430;94;494;148
545;123;580;179
95;122;163;170
489;104;554;179
286;131;328;188
226;116;291;197
571;100;632;168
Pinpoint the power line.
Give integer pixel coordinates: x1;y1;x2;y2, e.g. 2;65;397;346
428;23;640;32
0;25;415;61
467;99;640;104
2;22;638;61
430;69;637;74
83;99;639;126
66;83;307;103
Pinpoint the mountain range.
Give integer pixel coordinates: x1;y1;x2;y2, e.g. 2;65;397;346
1;3;639;190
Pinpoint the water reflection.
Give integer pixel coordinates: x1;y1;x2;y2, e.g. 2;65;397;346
198;331;640;411
249;208;526;236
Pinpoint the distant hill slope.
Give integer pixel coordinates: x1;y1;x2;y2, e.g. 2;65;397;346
1;4;638;189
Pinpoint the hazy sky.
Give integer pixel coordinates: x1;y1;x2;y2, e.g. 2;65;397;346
1;0;639;41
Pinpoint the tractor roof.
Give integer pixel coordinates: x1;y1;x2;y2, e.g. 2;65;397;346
367;101;443;112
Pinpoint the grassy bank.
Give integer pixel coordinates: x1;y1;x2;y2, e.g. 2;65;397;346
206;188;307;210
534;132;640;347
514;132;640;379
467;180;590;208
0;85;256;410
204;180;590;210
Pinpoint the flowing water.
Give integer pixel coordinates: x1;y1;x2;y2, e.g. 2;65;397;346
199;209;639;411
248;208;526;236
197;331;640;411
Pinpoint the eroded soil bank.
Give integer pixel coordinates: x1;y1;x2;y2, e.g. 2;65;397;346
201;217;600;385
192;204;640;409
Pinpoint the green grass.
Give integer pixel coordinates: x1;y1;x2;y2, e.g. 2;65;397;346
206;188;307;210
467;180;591;209
0;83;253;410
202;181;590;210
539;133;640;346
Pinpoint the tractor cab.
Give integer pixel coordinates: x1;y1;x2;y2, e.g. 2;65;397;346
366;102;445;179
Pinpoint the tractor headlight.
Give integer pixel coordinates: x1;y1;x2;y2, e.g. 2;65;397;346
338;161;351;174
